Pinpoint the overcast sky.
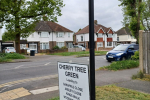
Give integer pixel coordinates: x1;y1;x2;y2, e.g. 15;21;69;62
1;0;124;33
57;0;124;32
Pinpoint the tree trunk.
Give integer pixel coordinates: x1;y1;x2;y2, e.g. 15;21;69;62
137;0;142;44
15;34;21;53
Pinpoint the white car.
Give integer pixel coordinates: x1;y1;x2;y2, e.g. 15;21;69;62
73;45;86;51
3;47;16;53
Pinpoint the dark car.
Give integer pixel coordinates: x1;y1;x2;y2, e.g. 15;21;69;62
106;44;139;62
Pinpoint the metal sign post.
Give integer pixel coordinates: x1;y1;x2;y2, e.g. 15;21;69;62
89;0;95;100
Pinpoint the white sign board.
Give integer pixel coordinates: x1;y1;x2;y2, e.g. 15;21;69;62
58;62;90;100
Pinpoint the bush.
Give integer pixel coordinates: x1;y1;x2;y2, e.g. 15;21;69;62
99;60;139;71
5;53;26;59
61;46;67;50
131;51;139;60
132;71;144;79
0;53;7;57
53;46;59;50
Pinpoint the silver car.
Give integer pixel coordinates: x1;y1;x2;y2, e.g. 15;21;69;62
73;45;86;51
3;47;16;53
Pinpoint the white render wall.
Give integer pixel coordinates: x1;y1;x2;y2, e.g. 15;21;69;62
118;35;136;42
27;31;74;42
76;33;117;48
76;33;97;42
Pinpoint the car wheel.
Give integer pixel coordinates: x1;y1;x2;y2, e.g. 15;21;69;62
108;60;111;62
122;57;126;61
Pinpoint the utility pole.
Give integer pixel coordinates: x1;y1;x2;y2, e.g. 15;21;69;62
89;0;95;100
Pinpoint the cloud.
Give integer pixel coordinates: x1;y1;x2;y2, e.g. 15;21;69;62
57;0;124;32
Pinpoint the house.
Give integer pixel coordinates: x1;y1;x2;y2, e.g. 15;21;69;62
74;20;117;51
116;27;136;44
21;21;74;53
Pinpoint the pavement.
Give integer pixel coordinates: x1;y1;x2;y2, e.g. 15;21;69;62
0;54;150;100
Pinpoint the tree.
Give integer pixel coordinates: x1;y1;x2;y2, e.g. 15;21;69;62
119;0;144;43
0;0;64;53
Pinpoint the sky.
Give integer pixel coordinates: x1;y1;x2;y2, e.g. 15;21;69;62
57;0;124;32
1;0;124;33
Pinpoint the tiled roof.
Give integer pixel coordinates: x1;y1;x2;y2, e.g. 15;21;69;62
75;24;112;35
116;27;132;36
35;21;73;32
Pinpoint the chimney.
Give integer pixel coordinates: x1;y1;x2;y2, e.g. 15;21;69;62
94;20;98;25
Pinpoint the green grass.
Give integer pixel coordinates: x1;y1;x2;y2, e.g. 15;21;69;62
4;53;26;59
49;51;107;57
132;71;150;81
0;53;26;62
99;60;139;71
49;85;150;100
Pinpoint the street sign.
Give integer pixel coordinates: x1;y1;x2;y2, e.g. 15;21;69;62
58;62;89;100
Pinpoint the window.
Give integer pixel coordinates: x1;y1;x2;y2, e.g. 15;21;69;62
117;37;119;41
98;34;103;37
68;43;73;48
81;36;83;41
20;44;26;49
108;34;112;37
107;42;112;46
57;42;64;48
97;42;103;47
40;32;48;37
40;43;49;50
68;33;70;37
56;32;64;37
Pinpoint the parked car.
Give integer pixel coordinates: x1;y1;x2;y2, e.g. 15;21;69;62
106;44;139;62
73;45;86;51
3;47;16;53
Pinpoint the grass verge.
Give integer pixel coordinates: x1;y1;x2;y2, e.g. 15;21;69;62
0;53;26;63
99;60;139;71
49;85;150;100
49;51;107;57
132;71;150;81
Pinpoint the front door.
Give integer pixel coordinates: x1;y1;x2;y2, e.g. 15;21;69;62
29;43;37;53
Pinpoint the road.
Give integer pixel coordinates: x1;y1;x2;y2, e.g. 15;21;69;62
0;55;110;85
0;55;111;99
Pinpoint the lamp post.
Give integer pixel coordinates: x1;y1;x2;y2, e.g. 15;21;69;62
89;0;95;100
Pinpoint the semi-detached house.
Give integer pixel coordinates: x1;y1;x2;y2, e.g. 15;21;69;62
74;20;117;50
22;21;74;53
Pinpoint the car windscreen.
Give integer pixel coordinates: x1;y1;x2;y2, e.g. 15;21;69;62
113;45;129;51
8;47;14;49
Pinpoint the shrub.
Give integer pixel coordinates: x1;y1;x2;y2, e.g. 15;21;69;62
61;46;67;50
0;53;7;57
5;53;26;59
99;60;139;71
53;46;59;50
132;71;144;79
131;51;139;60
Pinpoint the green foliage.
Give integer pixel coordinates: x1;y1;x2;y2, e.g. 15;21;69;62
49;85;150;100
0;0;64;53
131;51;139;60
132;71;144;79
53;46;60;50
61;46;67;50
119;0;145;43
48;97;59;100
50;51;107;57
4;53;26;59
99;60;139;71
